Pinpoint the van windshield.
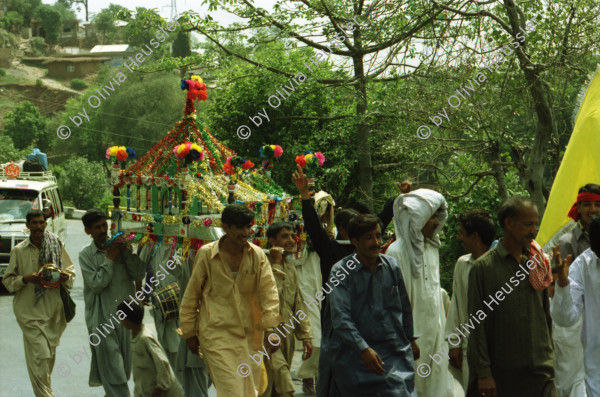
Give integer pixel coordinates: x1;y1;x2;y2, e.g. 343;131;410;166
0;189;39;222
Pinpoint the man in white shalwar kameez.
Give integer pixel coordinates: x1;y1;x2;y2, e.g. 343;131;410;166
548;270;586;397
2;210;75;397
445;210;495;391
386;189;454;397
290;245;321;393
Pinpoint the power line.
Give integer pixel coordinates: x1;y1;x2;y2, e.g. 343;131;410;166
15;93;177;128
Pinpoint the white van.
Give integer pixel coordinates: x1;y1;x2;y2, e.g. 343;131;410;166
0;169;67;280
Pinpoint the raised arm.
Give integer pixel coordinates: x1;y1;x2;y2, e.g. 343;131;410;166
292;164;331;256
119;242;146;282
79;249;115;294
551;245;583;328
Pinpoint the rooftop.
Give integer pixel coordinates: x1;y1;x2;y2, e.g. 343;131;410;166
90;45;133;54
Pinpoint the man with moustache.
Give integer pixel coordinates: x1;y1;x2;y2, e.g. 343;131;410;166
446;210;495;391
386;189;454;397
557;184;600;260
79;209;147;397
320;214;419;396
468;197;556;397
180;204;281;397
2;209;75;397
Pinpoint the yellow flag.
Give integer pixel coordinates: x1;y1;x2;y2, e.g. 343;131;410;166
537;69;600;247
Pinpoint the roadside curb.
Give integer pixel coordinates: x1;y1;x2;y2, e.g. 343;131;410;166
64;207;85;219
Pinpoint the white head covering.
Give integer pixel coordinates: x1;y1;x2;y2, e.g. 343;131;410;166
314;190;335;233
393;188;448;278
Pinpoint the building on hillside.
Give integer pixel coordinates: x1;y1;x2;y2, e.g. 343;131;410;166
89;44;134;67
43;56;110;79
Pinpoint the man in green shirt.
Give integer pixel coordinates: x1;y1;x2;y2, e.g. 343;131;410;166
467;197;556;397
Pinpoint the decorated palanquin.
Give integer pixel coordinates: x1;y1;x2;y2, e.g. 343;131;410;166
106;76;305;265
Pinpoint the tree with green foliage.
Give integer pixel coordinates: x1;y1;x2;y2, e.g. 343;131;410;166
172;31;191;58
59;0;89;21
3;101;49;152
117;7;174;57
0;136;32;164
0;11;24;33
93;8;118;42
6;0;41;25
59;158;107;209
49;66;185;164
125;3;446;209
51;1;77;20
34;4;62;44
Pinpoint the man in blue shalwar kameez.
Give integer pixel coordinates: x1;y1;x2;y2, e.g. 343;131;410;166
319;214;419;397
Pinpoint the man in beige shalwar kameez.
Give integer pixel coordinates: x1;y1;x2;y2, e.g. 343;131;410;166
180;204;281;397
262;222;313;397
2;210;75;397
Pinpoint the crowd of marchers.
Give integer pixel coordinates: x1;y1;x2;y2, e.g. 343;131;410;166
3;167;600;397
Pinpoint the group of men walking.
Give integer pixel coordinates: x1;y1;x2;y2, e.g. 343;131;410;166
3;173;600;397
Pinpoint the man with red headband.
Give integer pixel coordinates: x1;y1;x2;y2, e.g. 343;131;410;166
559;184;600;260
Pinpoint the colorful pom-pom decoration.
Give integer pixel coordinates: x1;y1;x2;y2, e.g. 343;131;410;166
180;75;208;101
259;144;284;159
107;146;135;163
173;142;204;165
296;150;325;173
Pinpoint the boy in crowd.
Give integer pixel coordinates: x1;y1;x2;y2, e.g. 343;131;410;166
260;222;313;397
117;301;184;397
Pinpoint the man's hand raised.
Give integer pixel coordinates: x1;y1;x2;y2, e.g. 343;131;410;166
552;244;573;288
292;164;310;200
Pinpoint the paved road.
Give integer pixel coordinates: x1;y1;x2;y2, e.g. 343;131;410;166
0;220;311;396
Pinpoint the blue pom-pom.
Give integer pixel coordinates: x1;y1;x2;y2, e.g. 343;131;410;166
190;149;201;160
126;148;136;159
303;150;312;155
180;80;188;90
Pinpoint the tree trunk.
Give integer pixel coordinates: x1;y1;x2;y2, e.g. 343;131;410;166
503;0;554;216
352;21;373;209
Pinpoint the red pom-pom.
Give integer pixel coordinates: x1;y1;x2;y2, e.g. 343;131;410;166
295;155;306;168
223;163;235;175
